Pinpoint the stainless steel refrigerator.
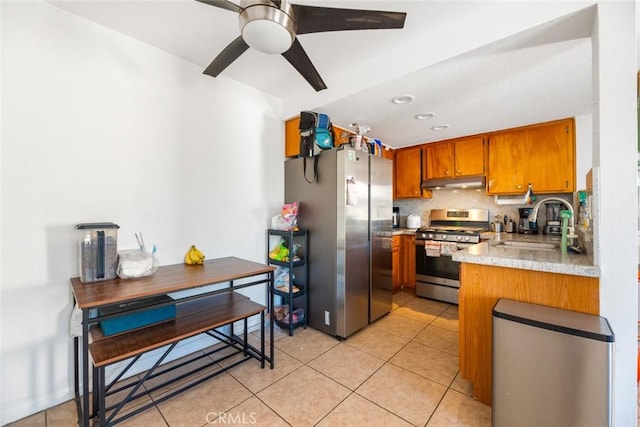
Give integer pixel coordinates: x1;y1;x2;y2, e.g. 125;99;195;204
284;147;393;338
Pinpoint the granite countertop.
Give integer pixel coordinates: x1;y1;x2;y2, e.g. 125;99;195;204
452;232;600;278
392;228;417;236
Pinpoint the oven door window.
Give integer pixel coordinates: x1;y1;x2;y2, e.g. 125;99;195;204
415;242;460;280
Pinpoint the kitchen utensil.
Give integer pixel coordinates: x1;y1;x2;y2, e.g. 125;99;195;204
542;202;563;235
407;214;421;229
517;207;537;234
545;202;562;225
506;220;515;233
76;222;120;283
492;215;503;232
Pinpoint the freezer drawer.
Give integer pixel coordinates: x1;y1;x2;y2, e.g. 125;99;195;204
493;299;614;427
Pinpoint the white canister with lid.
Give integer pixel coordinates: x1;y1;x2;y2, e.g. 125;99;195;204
407;214;421;229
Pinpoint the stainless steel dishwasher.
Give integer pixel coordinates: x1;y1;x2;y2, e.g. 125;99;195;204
493;299;614;427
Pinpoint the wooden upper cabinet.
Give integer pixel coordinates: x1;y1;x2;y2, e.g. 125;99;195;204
381;147;394;160
487;131;527;194
454;136;485;176
284;117;367;158
395;146;426;198
526;119;575;193
424;141;454;179
285;117;301;158
487;118;575;195
332;125;352;148
424;136;485;179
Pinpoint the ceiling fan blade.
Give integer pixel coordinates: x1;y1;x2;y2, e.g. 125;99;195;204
203;36;249;77
292;4;406;35
281;38;327;91
195;0;242;14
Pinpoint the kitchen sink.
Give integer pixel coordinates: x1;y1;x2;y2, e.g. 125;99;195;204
496;241;559;251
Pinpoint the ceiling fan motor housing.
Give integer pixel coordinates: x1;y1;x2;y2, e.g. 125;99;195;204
239;0;296;54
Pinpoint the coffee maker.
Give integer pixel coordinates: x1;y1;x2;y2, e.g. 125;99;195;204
542;202;562;235
518;207;538;234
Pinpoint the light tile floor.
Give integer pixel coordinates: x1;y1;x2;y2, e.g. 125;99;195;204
8;289;493;427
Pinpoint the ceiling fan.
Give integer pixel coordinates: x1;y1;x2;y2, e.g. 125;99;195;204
196;0;406;91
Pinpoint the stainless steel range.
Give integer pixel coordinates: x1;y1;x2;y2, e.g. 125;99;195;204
415;209;490;304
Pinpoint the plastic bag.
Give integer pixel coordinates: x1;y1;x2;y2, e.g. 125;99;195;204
117;249;159;279
274;268;300;293
271;202;299;230
268;238;290;261
273;304;289;321
69;303;82;337
283;308;305;324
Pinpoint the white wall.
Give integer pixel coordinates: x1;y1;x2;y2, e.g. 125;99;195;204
0;1;284;423
575;113;593;190
592;2;638;425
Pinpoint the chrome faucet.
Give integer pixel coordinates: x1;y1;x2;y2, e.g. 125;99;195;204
528;197;576;234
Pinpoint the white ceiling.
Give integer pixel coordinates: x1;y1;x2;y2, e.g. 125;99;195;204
48;0;601;148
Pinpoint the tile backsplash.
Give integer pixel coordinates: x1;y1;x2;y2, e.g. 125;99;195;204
393;189;573;228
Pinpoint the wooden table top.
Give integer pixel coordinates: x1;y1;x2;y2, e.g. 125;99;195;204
70;256;275;309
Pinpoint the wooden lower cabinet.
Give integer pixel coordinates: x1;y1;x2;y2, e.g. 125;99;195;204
392;236;401;290
401;234;416;288
392;234;416;290
458;263;599;406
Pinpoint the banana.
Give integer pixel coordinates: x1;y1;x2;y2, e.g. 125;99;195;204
184;245;205;265
190;246;205;264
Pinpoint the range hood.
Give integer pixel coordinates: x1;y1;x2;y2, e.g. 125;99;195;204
421;175;486;190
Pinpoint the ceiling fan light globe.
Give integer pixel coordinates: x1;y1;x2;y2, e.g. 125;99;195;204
242;20;293;54
239;4;295;55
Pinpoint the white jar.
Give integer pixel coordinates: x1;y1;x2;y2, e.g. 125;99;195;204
407;214;421;229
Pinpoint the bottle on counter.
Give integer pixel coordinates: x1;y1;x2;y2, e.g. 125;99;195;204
392;207;399;229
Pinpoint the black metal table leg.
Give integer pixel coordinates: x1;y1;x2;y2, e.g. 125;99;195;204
92;364;98;418
81;309;90;427
269;270;275;369
260;310;265;369
243;318;248;356
73;336;83;424
98;367;106;426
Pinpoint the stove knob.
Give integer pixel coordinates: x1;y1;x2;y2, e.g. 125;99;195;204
464;236;471;241
428;233;435;239
456;235;463;241
441;235;447;240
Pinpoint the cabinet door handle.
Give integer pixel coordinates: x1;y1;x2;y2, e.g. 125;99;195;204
516;185;523;189
457;169;462;174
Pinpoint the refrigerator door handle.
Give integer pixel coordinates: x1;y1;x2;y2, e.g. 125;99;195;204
346;176;358;206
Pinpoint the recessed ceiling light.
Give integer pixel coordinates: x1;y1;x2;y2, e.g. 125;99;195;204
431;124;450;131
391;95;414;104
415;112;435;120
